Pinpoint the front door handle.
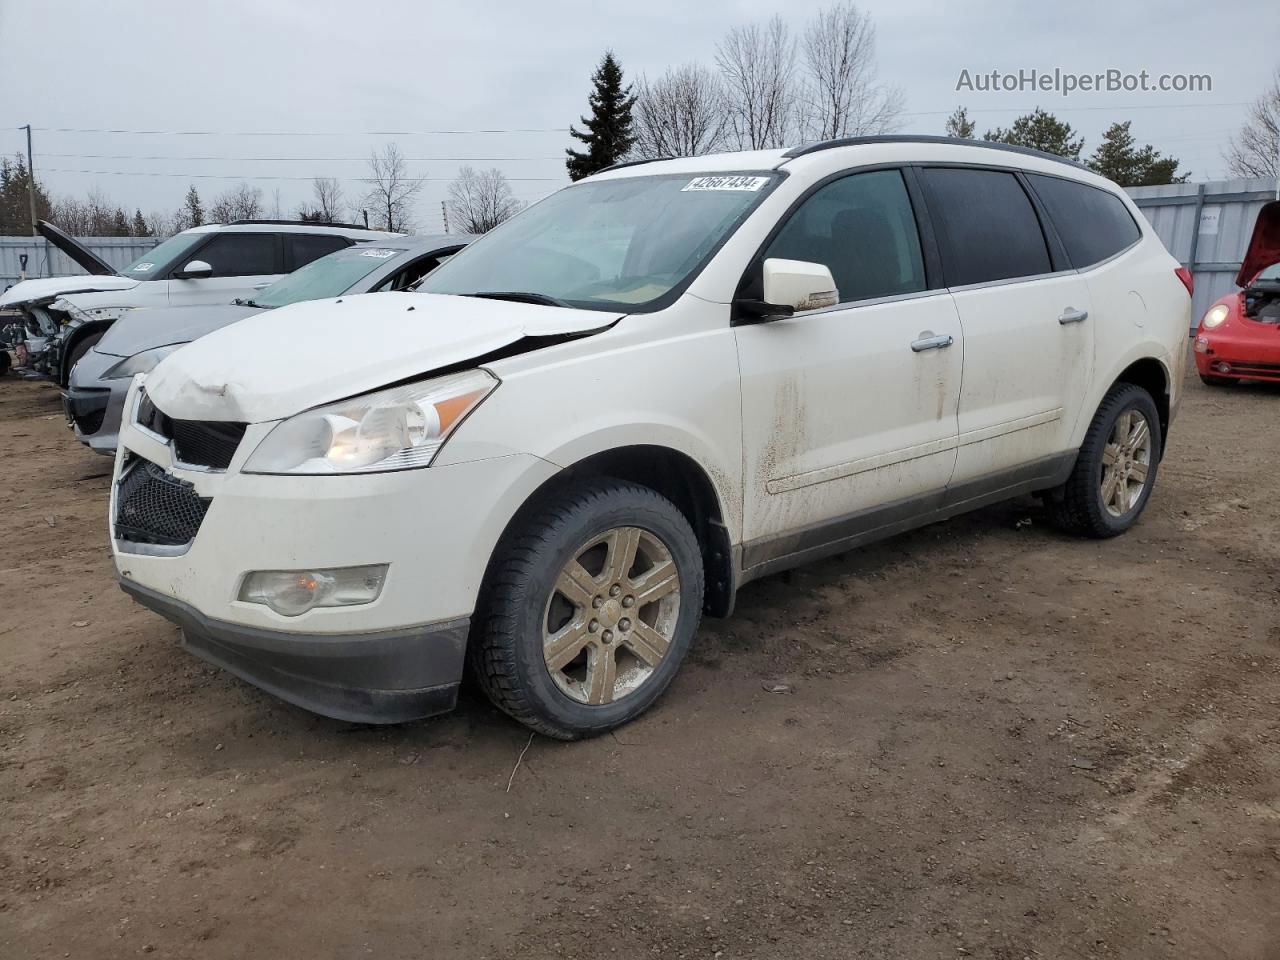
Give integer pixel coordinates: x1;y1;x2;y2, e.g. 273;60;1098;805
911;334;954;352
1058;307;1089;325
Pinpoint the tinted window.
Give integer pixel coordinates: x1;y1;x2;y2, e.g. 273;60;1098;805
288;234;350;270
1026;174;1141;268
192;233;278;277
921;168;1051;286
764;169;925;303
120;232;205;279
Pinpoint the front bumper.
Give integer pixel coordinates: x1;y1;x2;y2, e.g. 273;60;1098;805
121;578;467;723
65;348;129;453
1194;328;1280;382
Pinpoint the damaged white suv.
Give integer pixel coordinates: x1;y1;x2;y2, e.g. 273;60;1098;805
112;137;1190;738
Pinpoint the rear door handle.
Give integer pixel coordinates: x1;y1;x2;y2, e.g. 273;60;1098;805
911;334;954;352
1058;307;1089;325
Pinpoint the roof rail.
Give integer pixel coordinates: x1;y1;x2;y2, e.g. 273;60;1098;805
597;156;674;174
781;135;1089;171
227;218;372;229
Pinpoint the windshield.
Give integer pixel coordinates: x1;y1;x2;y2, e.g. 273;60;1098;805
120;232;206;279
251;246;409;307
419;172;779;311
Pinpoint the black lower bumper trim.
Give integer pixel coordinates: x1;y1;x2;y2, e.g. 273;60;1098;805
120;578;468;724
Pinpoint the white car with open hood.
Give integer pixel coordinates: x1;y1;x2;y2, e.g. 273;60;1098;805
111;136;1190;738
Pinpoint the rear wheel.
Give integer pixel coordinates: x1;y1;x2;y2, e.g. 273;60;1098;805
1199;374;1238;387
1045;383;1161;538
471;478;704;739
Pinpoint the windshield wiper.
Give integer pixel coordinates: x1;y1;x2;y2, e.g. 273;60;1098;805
466;291;570;308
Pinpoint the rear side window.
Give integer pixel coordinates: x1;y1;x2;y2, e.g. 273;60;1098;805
288;234;351;270
920;168;1051;286
763;169;926;303
1026;174;1141;268
193;233;279;277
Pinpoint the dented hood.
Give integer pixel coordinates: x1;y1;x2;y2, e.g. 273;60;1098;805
0;274;139;309
1238;200;1280;288
145;292;620;423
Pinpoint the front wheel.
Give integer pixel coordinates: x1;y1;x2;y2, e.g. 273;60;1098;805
1045;383;1162;538
471;478;704;739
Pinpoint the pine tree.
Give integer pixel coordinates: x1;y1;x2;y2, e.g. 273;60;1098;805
131;209;150;236
0;153;53;235
182;185;204;229
1088;121;1186;186
111;208;131;237
983;107;1084;160
566;52;637;181
944;106;975;139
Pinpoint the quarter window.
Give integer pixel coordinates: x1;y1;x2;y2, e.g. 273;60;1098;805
1026;174;1141;268
191;233;279;277
288;234;351;271
920;168;1052;286
763;169;926;303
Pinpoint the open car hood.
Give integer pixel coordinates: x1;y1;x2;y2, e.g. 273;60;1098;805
1238;200;1280;288
0;274;139;309
145;292;621;423
37;220;116;275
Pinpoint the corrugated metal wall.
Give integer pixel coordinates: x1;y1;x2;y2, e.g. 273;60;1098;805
0;236;162;291
1126;177;1278;328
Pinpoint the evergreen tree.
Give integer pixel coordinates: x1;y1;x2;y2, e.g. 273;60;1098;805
111;208;131;237
182;184;204;228
566;52;637;181
983;107;1084;160
944;106;975;139
131;209;150;236
0;154;53;235
1087;121;1186;186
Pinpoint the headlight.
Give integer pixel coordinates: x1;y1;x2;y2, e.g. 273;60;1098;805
243;369;498;475
1201;304;1229;330
103;343;184;380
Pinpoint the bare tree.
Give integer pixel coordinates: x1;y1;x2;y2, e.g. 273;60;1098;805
313;177;345;221
716;16;797;150
1227;68;1280;178
446;166;524;234
208;182;264;223
796;3;902;140
632;64;728;159
363;143;422;233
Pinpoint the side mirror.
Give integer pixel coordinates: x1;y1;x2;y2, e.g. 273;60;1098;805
733;258;839;325
175;259;213;280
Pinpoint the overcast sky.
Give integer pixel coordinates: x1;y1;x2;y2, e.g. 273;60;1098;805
1;0;1274;234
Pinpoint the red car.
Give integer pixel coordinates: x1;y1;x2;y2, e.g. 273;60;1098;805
1194;200;1280;385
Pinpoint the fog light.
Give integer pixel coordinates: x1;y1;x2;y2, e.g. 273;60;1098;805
239;565;388;617
1213;361;1232;374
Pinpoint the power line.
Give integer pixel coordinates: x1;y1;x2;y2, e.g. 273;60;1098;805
39;166;566;182
28;125;569;137
33;152;565;162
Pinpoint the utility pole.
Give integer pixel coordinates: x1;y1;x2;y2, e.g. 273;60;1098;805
441;200;449;233
23;124;37;236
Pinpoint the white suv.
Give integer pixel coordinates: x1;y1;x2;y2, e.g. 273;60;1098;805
110;137;1190;738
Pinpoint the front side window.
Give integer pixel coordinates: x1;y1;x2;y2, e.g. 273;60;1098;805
763;169;926;303
921;168;1052;286
192;233;279;277
119;232;206;280
1026;174;1141;268
250;246;411;307
419;172;780;312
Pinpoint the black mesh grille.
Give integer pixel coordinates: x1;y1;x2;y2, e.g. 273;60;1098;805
114;459;211;546
136;389;246;470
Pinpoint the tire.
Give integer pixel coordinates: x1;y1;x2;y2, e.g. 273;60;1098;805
1199;374;1238;387
1045;382;1162;539
470;478;704;739
63;332;103;386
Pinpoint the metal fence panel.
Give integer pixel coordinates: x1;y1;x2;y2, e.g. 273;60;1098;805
1126;177;1278;328
0;236;162;291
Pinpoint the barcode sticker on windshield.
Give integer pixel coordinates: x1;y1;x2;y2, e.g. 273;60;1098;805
359;249;398;258
682;175;769;192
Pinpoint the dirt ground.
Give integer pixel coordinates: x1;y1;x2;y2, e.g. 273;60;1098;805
1;364;1278;960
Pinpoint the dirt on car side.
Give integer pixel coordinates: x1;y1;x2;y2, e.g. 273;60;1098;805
1;364;1277;959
